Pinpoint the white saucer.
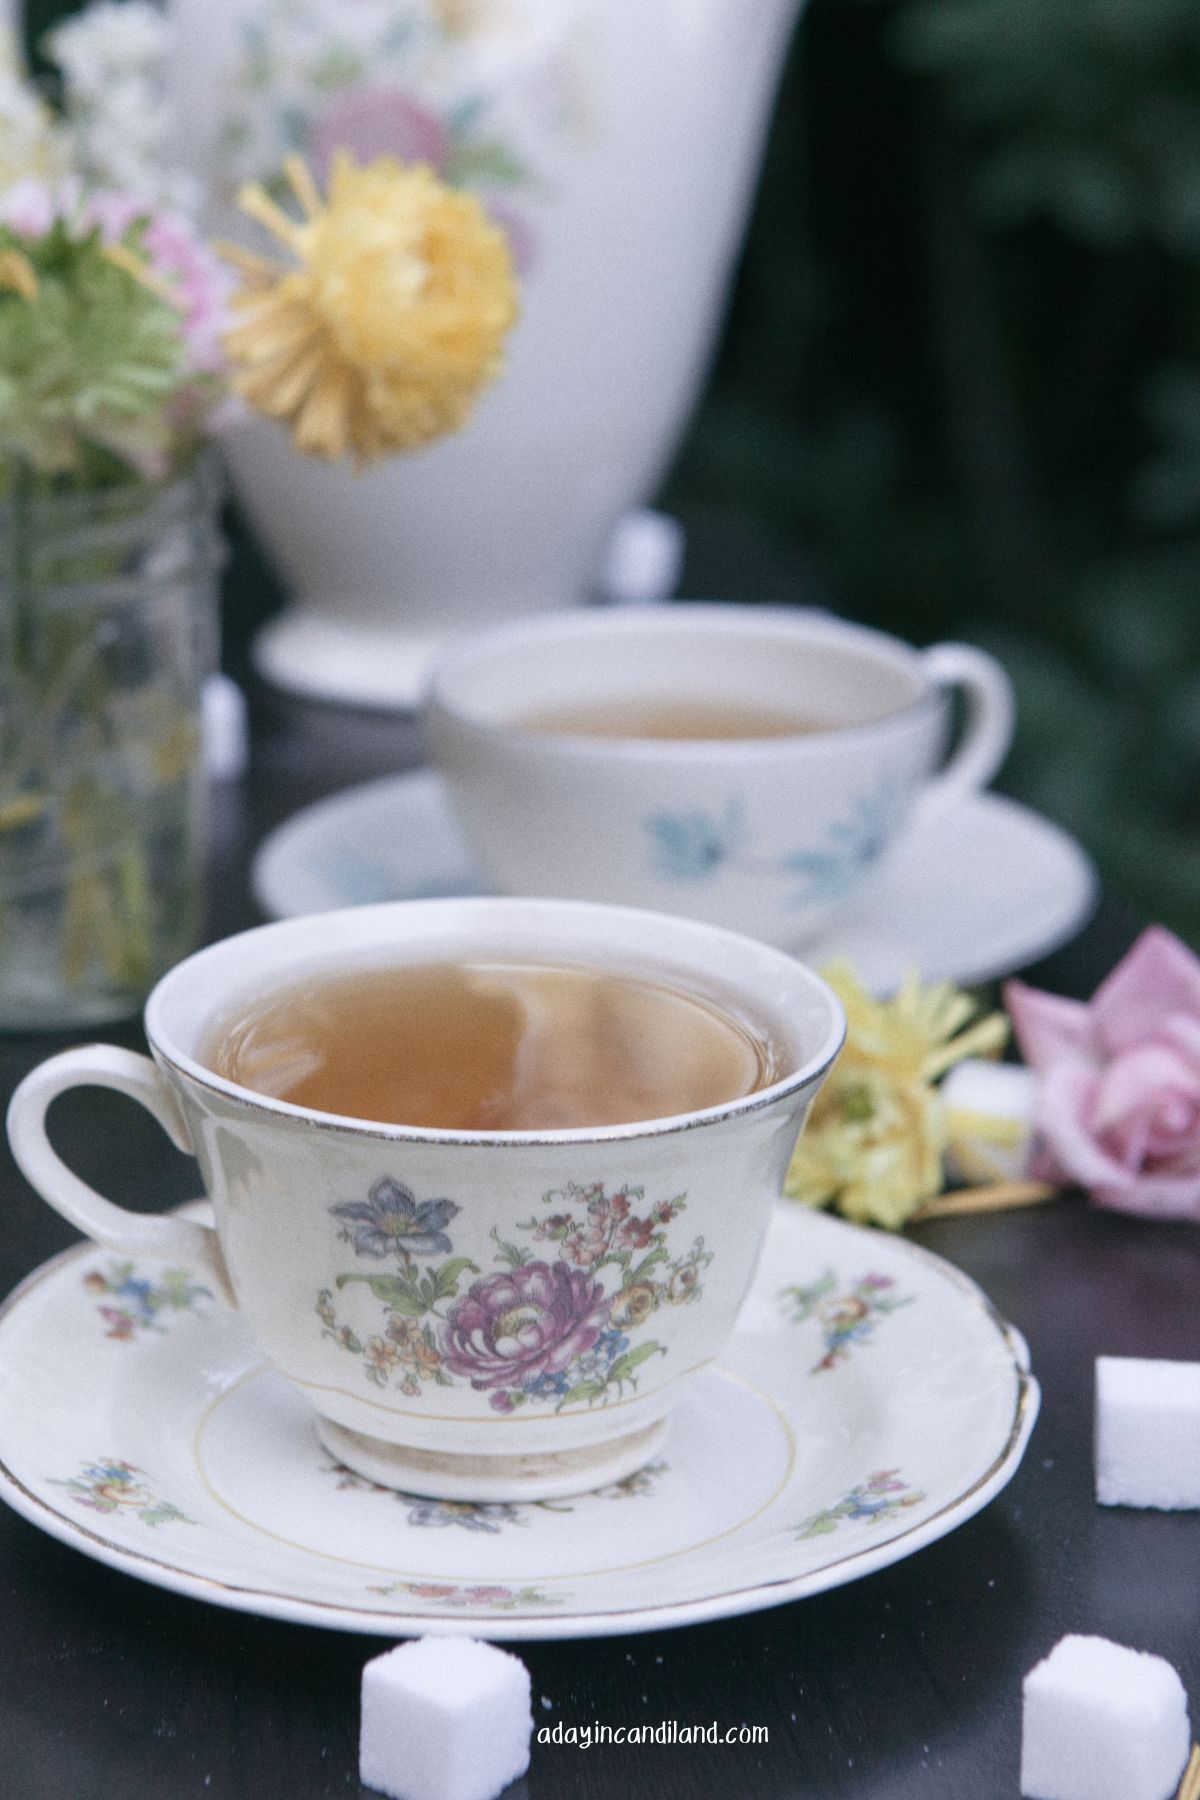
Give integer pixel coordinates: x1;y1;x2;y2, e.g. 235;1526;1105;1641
253;610;446;711
252;771;1096;992
0;1202;1036;1639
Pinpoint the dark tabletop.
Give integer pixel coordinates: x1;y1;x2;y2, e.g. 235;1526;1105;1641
0;676;1196;1800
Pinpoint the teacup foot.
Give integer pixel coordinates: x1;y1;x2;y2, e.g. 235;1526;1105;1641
314;1414;671;1503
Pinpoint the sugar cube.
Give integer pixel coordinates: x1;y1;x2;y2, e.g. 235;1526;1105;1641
360;1636;532;1800
1021;1634;1190;1800
1095;1356;1200;1509
941;1058;1035;1183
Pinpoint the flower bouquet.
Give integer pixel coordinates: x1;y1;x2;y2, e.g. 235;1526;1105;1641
0;4;516;1028
0;9;233;1027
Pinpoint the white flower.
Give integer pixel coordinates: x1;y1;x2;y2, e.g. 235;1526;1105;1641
44;3;198;213
46;2;169;93
0;30;68;186
0;175;81;236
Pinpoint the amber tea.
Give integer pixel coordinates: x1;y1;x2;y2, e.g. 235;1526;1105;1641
203;959;782;1131
514;697;828;741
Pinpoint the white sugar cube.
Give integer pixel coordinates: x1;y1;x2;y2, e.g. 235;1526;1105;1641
1095;1356;1200;1509
1021;1634;1190;1800
941;1058;1035;1183
360;1637;532;1800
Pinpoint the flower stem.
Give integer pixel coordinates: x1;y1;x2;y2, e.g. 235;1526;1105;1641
908;1181;1060;1223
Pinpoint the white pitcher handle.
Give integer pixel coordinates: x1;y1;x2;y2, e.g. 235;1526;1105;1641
7;1045;235;1303
912;642;1014;825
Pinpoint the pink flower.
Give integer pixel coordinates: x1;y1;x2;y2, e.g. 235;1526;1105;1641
563;1226;607;1267
1005;927;1200;1218
441;1261;611;1390
84;192;233;374
617;1215;654;1250
0;178;69;237
311;87;449;181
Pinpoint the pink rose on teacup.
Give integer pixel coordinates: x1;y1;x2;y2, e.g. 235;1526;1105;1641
442;1261;611;1392
311;87;450;179
1005;927;1200;1219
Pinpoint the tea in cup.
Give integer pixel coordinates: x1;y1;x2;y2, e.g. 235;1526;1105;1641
423;605;1014;948
7;897;844;1501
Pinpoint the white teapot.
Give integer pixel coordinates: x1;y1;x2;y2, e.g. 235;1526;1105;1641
166;0;805;706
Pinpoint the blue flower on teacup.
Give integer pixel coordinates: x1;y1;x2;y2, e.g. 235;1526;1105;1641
331;1177;459;1259
778;780;901;906
645;782;901;903
644;797;746;881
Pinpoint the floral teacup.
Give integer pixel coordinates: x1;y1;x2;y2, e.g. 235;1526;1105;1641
7;897;844;1501
423;605;1014;948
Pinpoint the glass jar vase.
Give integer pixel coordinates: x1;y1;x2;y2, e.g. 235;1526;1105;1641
0;459;224;1030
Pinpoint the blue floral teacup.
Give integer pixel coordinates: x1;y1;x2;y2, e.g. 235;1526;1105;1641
7;897;844;1501
424;605;1014;948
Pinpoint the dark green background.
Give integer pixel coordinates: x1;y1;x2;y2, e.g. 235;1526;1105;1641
23;0;1200;940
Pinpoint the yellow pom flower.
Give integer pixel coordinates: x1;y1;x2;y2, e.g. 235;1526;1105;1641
785;962;1009;1229
786;1070;946;1231
826;961;1009;1087
221;152;518;466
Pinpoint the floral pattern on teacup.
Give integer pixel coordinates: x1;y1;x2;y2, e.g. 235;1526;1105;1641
794;1470;924;1540
51;1459;194;1527
218;0;590;274
83;1261;212;1341
779;1269;914;1373
644;779;902;905
318;1178;711;1413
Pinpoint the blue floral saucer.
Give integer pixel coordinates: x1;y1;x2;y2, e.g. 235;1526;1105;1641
0;1202;1036;1639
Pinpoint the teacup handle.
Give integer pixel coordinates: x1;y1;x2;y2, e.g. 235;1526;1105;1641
912;642;1014;823
7;1045;235;1304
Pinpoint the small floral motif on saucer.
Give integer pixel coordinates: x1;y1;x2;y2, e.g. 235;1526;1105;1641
0;1202;1037;1640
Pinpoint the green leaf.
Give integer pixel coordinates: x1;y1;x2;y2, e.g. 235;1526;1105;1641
605;1342;666;1387
336;1272;406;1301
627;1244;668;1284
432;1258;480;1301
445;141;527;188
448;96;486;136
781;1269;837;1322
310;45;365;90
557;1380;608;1409
490;1228;531;1268
336;1273;426;1315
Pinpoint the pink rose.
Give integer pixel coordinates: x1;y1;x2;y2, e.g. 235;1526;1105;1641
1005;927;1200;1218
441;1261;611;1390
311;87;449;180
